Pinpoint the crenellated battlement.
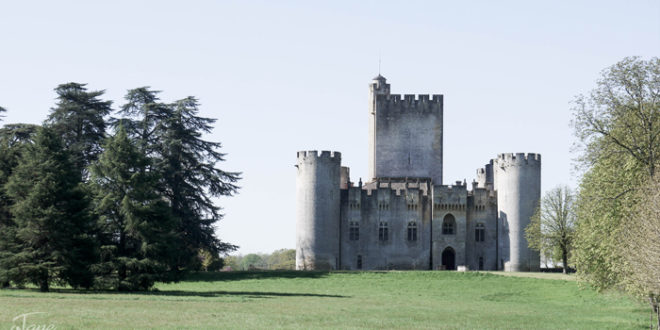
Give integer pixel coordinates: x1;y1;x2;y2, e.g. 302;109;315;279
297;150;342;161
495;153;541;167
433;183;468;211
375;93;443;113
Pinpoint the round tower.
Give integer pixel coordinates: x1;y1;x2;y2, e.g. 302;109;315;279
494;153;541;272
296;150;341;270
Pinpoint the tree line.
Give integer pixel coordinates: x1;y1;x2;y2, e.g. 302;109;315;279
0;84;240;291
525;57;660;328
223;249;296;271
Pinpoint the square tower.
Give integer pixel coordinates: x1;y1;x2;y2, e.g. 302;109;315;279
368;75;444;184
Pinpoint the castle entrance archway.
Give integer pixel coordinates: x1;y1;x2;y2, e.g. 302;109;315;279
441;247;456;270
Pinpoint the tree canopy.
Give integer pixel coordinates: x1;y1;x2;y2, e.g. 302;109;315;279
46;83;113;178
572;56;660;327
0;83;239;291
525;186;576;273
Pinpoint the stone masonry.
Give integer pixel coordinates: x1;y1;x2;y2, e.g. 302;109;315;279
296;75;541;271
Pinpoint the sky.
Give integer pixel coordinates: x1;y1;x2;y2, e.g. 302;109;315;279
1;1;659;255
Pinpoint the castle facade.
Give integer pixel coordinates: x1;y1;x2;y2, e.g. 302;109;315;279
296;75;541;272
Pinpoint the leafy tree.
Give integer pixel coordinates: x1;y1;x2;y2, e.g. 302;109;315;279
0;124;38;288
572;56;660;178
198;249;224;272
572;57;660;290
2;127;95;291
46;83;112;177
525;186;576;274
159;97;240;270
240;254;266;270
223;255;240;271
267;249;296;270
622;177;660;329
89;127;177;290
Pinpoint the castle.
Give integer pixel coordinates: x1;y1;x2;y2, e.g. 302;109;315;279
295;75;541;272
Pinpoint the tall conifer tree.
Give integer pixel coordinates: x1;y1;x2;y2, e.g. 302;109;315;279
46;83;112;178
90;127;177;290
161;97;239;269
3;127;95;291
114;89;239;271
0;124;39;288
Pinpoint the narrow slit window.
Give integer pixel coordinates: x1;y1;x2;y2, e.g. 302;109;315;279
407;222;417;241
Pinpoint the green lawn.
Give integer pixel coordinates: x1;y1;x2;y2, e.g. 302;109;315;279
0;271;647;329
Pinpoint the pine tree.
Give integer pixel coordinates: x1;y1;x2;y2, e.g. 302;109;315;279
160;97;240;270
0;124;38;288
3;127;95;291
113;89;239;272
89;127;177;290
46;83;112;178
112;87;171;156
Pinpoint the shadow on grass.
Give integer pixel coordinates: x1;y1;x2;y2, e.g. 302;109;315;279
6;287;347;299
182;270;331;282
148;290;346;298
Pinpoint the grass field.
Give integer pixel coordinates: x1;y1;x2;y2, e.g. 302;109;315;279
0;271;647;329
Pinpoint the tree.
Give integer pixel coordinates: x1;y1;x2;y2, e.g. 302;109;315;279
198;249;224;272
112;87;171;156
240;254;266;270
0;124;38;288
572;57;660;290
525;186;576;274
158;97;240;270
622;177;660;329
572;57;660;178
114;90;239;271
267;249;296;270
2;127;95;291
89;127;177;290
46;83;112;178
0;106;5;120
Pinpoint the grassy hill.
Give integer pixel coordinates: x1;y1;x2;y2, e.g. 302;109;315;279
0;271;646;329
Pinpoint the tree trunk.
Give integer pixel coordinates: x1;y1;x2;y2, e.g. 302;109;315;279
649;295;658;330
562;249;568;274
39;279;49;292
655;298;659;330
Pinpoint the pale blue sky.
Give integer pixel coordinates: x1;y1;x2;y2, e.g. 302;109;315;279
1;1;658;254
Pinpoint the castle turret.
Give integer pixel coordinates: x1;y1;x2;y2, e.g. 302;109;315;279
296;150;341;270
368;75;390;181
493;153;541;272
476;160;494;190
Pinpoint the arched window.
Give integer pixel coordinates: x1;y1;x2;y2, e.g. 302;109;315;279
442;214;455;235
349;222;359;241
407;221;417;241
379;222;389;241
475;223;485;242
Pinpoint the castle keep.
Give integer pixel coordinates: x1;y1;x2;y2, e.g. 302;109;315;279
296;75;541;272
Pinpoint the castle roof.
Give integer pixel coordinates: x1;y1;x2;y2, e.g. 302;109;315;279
373;74;387;81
